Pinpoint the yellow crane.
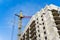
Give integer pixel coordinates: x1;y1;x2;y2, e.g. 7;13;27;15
15;10;31;40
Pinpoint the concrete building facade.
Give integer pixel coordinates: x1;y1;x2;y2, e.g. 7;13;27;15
20;4;60;40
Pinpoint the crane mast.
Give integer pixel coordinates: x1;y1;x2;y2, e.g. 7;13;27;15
15;10;31;40
18;18;22;40
15;11;24;40
18;11;24;40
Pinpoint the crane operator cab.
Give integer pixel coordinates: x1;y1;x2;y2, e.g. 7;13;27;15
19;11;24;19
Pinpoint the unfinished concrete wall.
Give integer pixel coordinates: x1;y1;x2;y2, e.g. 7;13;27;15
20;4;60;40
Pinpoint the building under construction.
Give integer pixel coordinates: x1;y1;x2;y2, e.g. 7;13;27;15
19;4;60;40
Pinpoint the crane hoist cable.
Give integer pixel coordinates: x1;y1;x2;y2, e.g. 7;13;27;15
11;15;15;40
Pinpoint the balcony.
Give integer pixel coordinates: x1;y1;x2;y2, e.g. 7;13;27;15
26;28;29;35
52;12;59;16
30;31;36;38
20;38;23;40
22;34;25;40
58;30;60;35
25;35;29;40
31;35;37;40
30;23;36;30
55;20;60;25
30;21;35;27
56;24;60;30
51;9;59;16
53;16;60;20
30;27;36;34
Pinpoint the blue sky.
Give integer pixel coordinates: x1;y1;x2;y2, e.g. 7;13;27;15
0;0;60;40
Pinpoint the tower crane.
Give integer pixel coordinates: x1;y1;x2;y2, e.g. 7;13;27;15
15;10;32;40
